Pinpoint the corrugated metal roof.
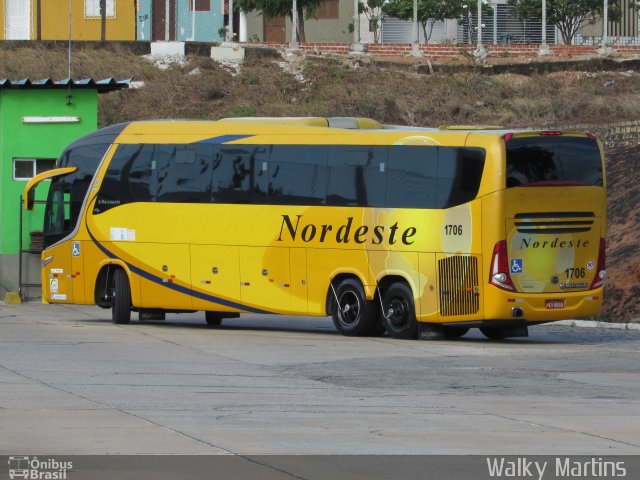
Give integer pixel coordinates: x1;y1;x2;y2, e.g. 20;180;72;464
0;77;131;93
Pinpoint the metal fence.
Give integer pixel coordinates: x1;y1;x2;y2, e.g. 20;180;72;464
460;4;556;46
1;0;639;46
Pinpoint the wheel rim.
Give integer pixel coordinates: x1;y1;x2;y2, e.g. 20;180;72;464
388;297;410;330
338;290;361;327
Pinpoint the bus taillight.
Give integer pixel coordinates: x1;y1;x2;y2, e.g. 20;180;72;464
489;240;515;291
589;238;607;290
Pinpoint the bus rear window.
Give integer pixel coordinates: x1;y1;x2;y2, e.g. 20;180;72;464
506;136;602;188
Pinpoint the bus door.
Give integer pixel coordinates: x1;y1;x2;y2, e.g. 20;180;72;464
239;247;291;313
43;184;75;303
191;245;241;313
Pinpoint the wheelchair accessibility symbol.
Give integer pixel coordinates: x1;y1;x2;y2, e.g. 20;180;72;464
510;258;523;274
72;242;80;257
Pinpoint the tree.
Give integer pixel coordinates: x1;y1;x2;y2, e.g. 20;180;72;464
382;0;485;44
507;0;639;45
235;0;324;43
358;0;386;43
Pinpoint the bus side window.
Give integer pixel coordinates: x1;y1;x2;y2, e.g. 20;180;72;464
156;144;213;203
95;144;157;213
387;146;437;209
213;145;268;204
268;145;327;206
327;146;387;207
437;147;485;208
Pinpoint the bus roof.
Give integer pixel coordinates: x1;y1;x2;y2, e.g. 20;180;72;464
79;118;592;143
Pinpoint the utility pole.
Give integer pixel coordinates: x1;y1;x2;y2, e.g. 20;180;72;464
411;0;422;56
350;0;365;52
473;0;487;61
539;0;552;55
101;0;106;41
291;0;298;47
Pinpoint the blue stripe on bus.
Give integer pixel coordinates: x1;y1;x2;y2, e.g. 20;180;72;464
194;134;254;144
87;228;271;314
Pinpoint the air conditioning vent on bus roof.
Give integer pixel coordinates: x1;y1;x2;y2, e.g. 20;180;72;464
216;117;382;129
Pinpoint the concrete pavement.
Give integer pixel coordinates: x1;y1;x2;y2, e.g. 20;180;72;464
1;303;639;455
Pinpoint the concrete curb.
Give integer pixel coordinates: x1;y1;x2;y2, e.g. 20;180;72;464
555;319;640;330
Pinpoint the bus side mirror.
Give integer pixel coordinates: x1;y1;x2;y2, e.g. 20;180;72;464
22;166;77;211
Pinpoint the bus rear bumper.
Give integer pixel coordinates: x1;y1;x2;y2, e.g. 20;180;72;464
482;286;604;323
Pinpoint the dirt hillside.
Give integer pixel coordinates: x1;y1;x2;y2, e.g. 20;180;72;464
603;146;640;321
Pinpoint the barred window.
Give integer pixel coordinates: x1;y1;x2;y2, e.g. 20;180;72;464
85;0;115;18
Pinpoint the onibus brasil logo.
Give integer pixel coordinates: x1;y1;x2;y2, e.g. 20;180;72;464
8;456;72;479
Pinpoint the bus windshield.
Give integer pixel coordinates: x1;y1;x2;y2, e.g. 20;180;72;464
44;143;110;248
506;136;602;188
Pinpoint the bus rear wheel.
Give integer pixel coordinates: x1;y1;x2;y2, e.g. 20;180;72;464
480;327;504;340
381;283;418;340
330;279;378;336
112;269;131;325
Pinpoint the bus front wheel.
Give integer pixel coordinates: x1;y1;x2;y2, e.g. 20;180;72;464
112;269;131;325
205;312;223;327
381;283;418;340
330;279;377;336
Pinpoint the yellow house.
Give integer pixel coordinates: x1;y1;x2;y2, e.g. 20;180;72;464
1;0;135;40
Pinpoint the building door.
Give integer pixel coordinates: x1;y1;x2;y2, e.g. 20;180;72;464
152;0;176;41
263;15;285;43
5;0;31;39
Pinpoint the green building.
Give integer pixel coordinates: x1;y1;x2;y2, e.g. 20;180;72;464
0;78;129;298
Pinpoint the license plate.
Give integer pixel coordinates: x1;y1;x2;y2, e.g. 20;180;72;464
545;299;564;309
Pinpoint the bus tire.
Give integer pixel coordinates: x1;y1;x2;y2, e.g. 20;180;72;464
205;312;223;327
330;279;377;336
112;269;131;325
444;326;470;339
381;283;418;340
480;327;504;340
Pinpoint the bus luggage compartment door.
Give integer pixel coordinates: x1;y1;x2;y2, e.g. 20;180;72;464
239;247;291;313
191;245;241;313
138;243;192;310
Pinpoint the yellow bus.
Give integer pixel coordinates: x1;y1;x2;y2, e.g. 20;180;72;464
24;117;607;340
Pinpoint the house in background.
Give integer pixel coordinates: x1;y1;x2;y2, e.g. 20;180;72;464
245;0;353;43
137;0;224;42
0;0;135;40
0;0;32;39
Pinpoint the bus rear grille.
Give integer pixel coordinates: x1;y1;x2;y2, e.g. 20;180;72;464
514;212;595;234
438;255;479;317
